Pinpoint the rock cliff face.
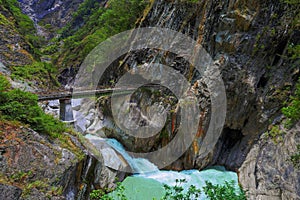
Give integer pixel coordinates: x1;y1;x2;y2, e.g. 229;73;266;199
0;121;125;200
125;0;299;198
73;0;299;198
239;122;300;199
129;0;298;168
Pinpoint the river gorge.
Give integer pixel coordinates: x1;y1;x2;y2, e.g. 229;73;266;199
0;0;299;199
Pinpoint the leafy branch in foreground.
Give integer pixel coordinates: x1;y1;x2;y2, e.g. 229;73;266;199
90;179;246;200
203;181;246;200
161;179;201;200
90;182;126;200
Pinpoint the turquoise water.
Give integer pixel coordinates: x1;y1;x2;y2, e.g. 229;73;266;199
85;136;240;199
110;177;165;200
109;166;239;200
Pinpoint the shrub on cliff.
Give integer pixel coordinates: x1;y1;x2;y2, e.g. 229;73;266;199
0;74;11;92
0;0;35;35
0;75;66;137
11;61;60;89
282;78;300;168
282;78;300;125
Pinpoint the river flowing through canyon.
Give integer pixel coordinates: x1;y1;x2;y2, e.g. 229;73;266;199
85;134;240;200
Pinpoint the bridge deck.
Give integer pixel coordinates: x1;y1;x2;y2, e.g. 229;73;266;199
37;88;134;101
37;84;164;101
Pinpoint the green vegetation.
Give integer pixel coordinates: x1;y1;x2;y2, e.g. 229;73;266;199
56;0;147;68
90;182;126;200
0;74;66;137
280;79;300;168
90;179;246;200
282;79;300;126
60;0;103;38
287;43;300;61
0;1;58;87
203;181;246;200
0;74;11;92
22;180;49;197
283;0;300;5
90;189;109;200
0;74;85;161
11;61;60;88
0;0;35;35
0;13;13;26
161;179;201;200
0;0;43;58
266;124;285;144
10;170;32;182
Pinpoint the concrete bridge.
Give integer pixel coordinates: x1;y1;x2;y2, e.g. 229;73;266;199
37;88;134;122
37;86;158;122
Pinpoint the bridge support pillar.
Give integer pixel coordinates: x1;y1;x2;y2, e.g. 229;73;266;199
59;98;74;122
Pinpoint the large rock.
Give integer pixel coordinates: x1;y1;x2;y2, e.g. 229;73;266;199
85;135;130;173
239;122;300;200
